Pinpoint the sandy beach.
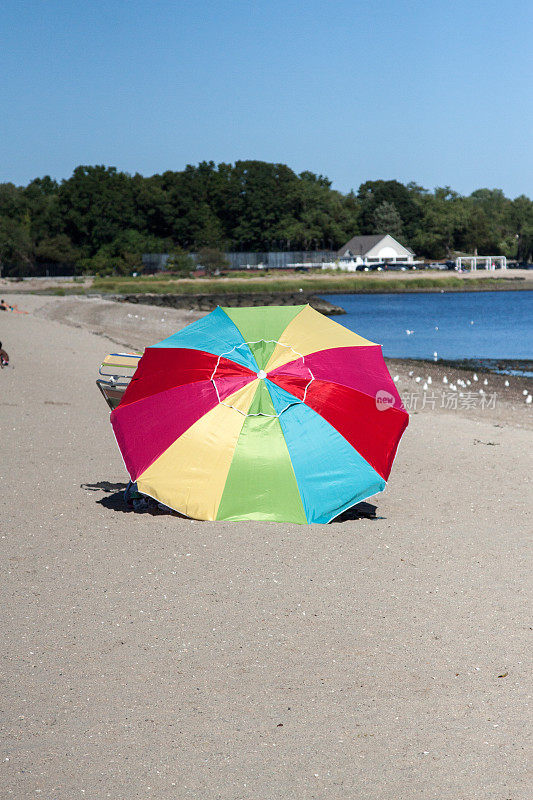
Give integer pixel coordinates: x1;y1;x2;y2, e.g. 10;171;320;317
1;294;531;799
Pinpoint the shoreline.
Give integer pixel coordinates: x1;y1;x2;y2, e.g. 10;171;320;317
112;291;346;315
391;356;533;378
386;356;532;388
2;269;532;300
318;281;533;294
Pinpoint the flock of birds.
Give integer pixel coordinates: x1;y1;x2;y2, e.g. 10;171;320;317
392;369;532;404
399;324;532;405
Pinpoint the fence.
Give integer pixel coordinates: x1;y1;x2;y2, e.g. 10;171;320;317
142;250;338;272
221;251;337;269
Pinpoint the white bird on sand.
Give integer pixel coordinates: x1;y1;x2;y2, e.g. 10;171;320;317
409;370;414;377
504;380;509;387
479;389;485;395
427;376;432;385
443;375;448;384
423;382;428;391
393;375;399;382
523;389;529;396
450;384;457;391
415;376;421;383
483;378;488;386
526;395;532;405
473;373;478;381
466;380;471;385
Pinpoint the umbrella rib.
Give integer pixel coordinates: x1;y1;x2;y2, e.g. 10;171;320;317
268;373;408;415
269;347;405;408
210;340;315;417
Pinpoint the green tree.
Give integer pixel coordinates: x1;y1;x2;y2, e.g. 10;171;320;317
372;201;403;238
411;187;466;259
358;179;421;243
58;165;136;253
166;248;195;276
510;195;533;261
196;246;228;275
84;230;174;275
0;216;34;276
34;234;80;266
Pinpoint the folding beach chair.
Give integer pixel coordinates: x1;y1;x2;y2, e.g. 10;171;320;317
96;352;141;410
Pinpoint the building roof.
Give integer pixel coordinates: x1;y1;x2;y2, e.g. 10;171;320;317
338;234;415;257
339;235;384;256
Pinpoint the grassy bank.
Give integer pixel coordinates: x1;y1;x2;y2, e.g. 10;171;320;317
91;274;525;296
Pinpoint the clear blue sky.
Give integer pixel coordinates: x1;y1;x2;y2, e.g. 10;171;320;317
1;0;531;197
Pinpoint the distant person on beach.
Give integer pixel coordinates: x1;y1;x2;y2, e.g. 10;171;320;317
0;341;9;368
0;299;27;314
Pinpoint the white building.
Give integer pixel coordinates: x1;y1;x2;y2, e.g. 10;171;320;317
324;234;416;271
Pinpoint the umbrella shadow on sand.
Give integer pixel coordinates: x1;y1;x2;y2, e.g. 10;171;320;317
81;482;382;522
330;501;382;522
82;481;188;517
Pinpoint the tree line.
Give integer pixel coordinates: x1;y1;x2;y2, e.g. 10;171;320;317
0;160;532;275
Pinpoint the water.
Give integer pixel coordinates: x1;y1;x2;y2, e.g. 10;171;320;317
321;290;533;375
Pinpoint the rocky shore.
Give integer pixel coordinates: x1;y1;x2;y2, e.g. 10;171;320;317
113;291;346;315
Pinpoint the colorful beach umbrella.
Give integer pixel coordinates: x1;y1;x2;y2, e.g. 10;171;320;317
110;305;408;523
